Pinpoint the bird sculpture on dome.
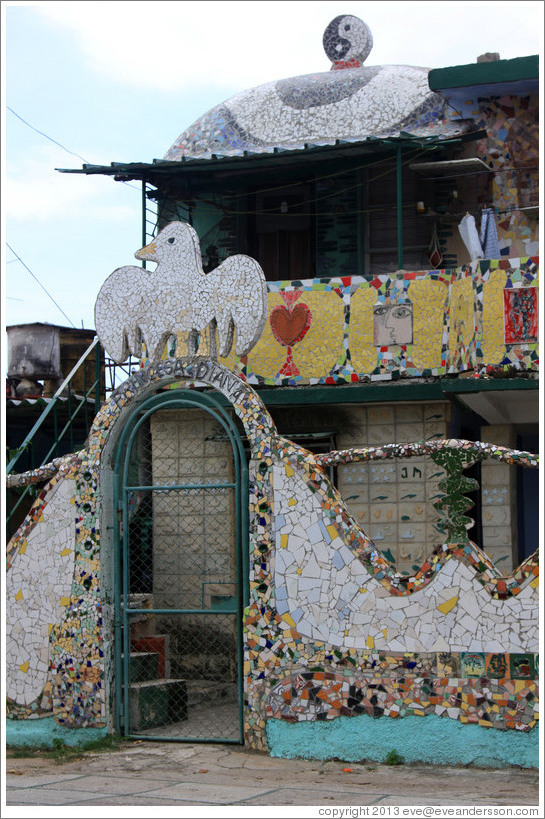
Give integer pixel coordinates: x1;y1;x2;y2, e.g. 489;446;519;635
94;221;267;363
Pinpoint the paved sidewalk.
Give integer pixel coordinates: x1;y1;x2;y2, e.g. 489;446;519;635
4;741;541;814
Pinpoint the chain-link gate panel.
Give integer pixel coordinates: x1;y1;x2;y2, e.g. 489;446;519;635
117;396;245;742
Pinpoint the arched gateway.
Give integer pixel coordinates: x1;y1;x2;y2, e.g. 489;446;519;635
80;358;275;742
106;359;276;741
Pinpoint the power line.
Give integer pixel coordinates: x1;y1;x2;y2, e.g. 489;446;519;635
193;148;432;216
7;105;90;164
6;105;141;192
6;244;76;328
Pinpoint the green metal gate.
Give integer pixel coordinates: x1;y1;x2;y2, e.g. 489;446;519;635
113;389;248;742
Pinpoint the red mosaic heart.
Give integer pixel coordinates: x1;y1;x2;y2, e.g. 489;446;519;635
270;303;311;347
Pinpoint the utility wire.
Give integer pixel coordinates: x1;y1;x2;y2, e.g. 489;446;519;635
6;243;76;329
6;105;141;191
7;105;90;164
194;148;432;216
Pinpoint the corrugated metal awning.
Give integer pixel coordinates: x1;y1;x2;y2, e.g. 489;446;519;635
56;130;486;183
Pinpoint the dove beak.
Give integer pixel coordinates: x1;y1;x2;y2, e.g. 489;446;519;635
135;241;157;261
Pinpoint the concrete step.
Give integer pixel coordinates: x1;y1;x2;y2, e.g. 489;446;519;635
130;635;170;678
185;679;237;706
128;679;188;731
123;651;159;683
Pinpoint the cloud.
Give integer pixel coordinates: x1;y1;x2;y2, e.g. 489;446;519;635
5;146;140;223
36;0;331;92
35;0;543;95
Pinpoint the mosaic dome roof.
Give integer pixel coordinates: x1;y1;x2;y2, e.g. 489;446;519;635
164;15;457;161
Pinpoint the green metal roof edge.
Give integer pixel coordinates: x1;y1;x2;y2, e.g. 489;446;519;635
220;376;537;407
55;132;483;180
429;55;539;91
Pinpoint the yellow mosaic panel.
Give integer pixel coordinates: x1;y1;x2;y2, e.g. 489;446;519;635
481;268;506;364
244;293;292;378
347;285;379;373
410;279;449;370
290;290;344;379
448;276;475;363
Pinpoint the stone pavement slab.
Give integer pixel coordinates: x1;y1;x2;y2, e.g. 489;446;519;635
6;786;112;805
39;773;175;795
4;740;541;813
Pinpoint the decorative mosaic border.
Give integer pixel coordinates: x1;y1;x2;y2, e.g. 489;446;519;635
266;656;538;731
315;440;539;469
272;436;539;599
6;453;81;489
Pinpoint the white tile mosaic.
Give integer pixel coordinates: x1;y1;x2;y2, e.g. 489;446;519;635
272;457;538;654
165;17;460;160
95;221;267;363
6;477;76;706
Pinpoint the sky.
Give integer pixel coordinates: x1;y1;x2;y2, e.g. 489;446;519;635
2;0;544;338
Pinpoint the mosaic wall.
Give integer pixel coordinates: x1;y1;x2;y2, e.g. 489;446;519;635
444;93;540;261
5;360;539;761
245;432;538;750
211;258;539;385
5;359;274;727
476;95;539;214
479;94;539;260
6;459;79;718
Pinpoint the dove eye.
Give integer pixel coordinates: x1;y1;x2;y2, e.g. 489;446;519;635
345;24;350;30
168;237;176;244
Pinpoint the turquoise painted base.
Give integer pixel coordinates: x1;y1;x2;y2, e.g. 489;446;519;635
266;714;539;769
6;717;108;749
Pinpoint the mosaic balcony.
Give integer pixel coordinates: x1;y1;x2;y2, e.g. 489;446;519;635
208;256;539;387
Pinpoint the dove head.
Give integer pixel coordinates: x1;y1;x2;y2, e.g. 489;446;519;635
134;221;203;269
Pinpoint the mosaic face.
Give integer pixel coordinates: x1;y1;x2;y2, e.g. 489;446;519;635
373;302;413;346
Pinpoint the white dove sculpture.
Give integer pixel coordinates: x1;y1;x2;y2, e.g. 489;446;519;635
94;221;267;363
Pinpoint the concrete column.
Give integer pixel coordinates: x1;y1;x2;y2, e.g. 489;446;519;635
480;424;518;574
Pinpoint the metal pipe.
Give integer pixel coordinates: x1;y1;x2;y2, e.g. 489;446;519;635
397;145;403;269
6;337;99;474
141;180;147;269
95;341;102;416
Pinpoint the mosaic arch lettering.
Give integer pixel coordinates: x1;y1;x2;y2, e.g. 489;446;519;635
105;358;276;448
